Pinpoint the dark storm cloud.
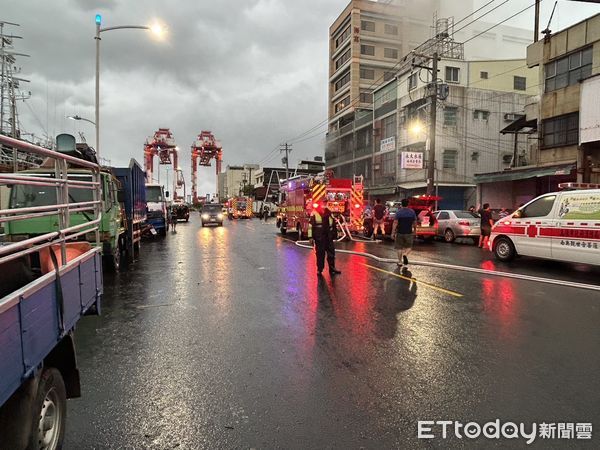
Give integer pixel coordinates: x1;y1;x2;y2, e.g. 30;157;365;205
5;0;599;196
5;0;339;195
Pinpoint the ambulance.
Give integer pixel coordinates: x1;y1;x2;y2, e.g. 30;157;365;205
489;183;600;266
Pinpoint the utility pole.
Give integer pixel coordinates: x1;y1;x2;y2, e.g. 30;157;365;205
280;142;292;180
427;52;438;196
534;0;541;42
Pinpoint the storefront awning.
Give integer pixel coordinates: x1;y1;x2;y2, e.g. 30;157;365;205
500;116;537;134
474;163;576;184
365;186;396;195
397;181;476;190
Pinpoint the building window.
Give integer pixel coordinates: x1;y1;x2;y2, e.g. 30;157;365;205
480;71;488;79
360;67;375;79
356;127;371;149
513;76;527;91
545;47;592;92
361;44;375;56
382;114;397;139
334;95;351;114
445;66;460;83
335;26;351;49
473;109;490;121
542;113;579;148
384;48;399;59
443;107;458;126
408;72;417;90
382;151;396;175
335;49;351;70
384;24;398;35
334;71;351;92
359;91;373;103
361;20;375;32
443;150;458;169
383;71;396;81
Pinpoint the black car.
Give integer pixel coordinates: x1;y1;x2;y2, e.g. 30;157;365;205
171;203;190;222
201;203;224;227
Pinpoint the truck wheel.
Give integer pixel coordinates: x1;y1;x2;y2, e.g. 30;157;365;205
280;226;287;235
103;242;121;272
444;229;455;243
112;242;122;271
29;368;67;450
494;237;516;262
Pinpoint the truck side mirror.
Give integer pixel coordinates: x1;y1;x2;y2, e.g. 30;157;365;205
165;191;170;198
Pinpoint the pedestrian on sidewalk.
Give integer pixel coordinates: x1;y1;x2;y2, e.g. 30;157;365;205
478;203;494;248
391;198;417;269
308;204;341;277
373;198;386;239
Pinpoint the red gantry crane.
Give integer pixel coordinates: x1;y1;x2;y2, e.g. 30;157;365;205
143;128;185;200
191;131;222;204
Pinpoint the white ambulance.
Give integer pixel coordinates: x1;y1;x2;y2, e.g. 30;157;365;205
490;183;600;266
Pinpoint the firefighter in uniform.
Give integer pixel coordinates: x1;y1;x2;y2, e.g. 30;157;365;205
308;204;342;276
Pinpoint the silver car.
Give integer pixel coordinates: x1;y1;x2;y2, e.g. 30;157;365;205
434;210;481;244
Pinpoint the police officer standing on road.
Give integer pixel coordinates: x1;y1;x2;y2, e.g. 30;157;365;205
308;203;342;277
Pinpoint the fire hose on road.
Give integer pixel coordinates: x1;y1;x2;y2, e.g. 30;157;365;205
295;225;600;293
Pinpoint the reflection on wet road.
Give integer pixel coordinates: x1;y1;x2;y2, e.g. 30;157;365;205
65;215;600;448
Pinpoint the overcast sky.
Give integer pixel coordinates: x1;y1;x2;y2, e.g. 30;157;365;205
4;0;600;197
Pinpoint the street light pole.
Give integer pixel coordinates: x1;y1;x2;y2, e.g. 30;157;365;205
94;14;163;159
426;52;438;196
95;15;101;157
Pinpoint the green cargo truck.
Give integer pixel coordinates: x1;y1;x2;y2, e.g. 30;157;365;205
5;169;127;270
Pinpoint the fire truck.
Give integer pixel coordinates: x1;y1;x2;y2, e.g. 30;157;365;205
227;196;253;219
277;173;364;238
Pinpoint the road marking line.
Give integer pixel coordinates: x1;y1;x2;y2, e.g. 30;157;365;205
136;303;175;309
363;263;463;298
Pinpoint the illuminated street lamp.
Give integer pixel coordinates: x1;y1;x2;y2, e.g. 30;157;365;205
67;114;96;126
409;120;424;135
94;14;165;157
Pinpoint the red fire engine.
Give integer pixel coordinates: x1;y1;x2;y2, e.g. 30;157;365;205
277;173;364;239
227;196;253;219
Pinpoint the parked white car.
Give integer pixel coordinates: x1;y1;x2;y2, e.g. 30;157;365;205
490;184;600;265
434;210;481;244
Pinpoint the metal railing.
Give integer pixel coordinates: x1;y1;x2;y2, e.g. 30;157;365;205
0;135;102;267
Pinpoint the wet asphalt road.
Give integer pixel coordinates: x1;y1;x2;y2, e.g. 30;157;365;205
65;214;600;449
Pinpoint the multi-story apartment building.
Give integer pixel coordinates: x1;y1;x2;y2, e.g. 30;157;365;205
217;164;259;200
326;0;533;208
528;13;600;183
328;0;439;133
365;57;537;209
475;14;600;208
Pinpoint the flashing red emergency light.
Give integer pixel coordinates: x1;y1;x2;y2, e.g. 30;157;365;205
354;203;360;209
312;203;319;209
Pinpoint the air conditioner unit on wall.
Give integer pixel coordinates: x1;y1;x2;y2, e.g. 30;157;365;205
504;113;523;122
